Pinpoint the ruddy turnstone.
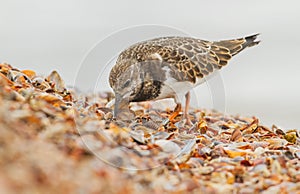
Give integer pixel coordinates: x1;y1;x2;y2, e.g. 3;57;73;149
109;34;260;121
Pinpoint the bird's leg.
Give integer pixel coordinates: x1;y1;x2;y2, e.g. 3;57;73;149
174;103;182;112
184;92;192;125
171;93;192;126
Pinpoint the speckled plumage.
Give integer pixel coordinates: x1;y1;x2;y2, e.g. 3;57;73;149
109;34;260;117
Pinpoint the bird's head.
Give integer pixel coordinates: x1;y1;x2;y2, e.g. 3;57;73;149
109;60;143;117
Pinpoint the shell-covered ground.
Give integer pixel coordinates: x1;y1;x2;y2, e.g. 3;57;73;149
0;63;299;194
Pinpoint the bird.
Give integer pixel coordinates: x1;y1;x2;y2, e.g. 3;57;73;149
109;34;260;123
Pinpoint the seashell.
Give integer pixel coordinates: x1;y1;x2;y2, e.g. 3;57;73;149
7;70;32;85
223;147;248;158
18;88;34;100
254;146;265;156
250;141;269;150
32;77;51;90
10;90;26;101
284;150;294;160
151;132;171;143
210;171;228;184
230;128;242;142
197;119;208;134
135;149;151;157
197;166;214;175
240;159;252;167
270;159;282;174
284;131;297;144
200;147;212;156
261;182;300;194
35;93;65;108
174;139;196;163
177;133;195;140
46;70;66;93
227;142;251;150
162;118;170;126
266;138;288;148
155;140;181;154
174;119;186;129
0;72;14;86
6;70;19;81
252;164;271;177
133;109;144;117
132;124;155;136
141;120;160;130
186;157;204;168
21;70;36;79
0;63;12;74
129;130;146;144
240;117;258;134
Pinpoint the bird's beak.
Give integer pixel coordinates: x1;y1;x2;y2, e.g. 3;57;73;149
113;93;130;117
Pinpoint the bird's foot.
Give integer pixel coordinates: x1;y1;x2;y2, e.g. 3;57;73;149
173;103;193;127
183;115;193;126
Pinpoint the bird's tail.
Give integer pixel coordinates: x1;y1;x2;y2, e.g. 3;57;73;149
213;33;260;56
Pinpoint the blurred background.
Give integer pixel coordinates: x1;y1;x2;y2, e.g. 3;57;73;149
1;0;299;129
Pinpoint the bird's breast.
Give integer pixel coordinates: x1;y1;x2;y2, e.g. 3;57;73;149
131;80;163;102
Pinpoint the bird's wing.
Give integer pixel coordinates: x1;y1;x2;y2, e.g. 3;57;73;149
153;37;231;84
153;34;259;83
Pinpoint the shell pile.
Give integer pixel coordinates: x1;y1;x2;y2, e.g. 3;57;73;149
0;63;299;194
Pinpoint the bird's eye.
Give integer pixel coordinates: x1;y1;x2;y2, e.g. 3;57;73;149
123;80;130;88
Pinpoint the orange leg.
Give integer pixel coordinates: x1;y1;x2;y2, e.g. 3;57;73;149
184;92;192;125
172;92;192;126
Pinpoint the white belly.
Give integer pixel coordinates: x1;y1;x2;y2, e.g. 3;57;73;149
157;66;218;102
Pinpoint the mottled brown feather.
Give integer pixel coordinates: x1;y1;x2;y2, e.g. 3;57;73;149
109;34;260;88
